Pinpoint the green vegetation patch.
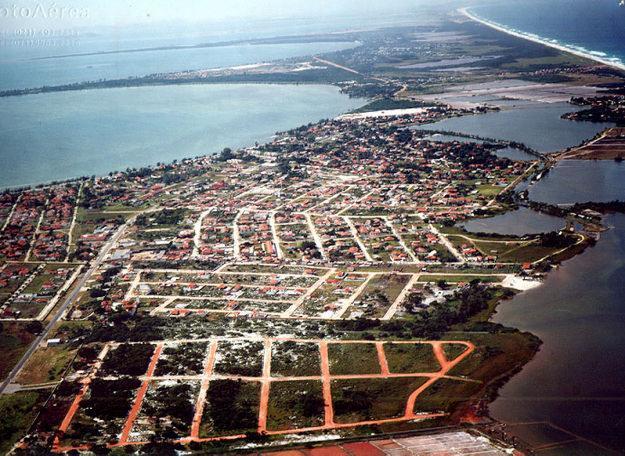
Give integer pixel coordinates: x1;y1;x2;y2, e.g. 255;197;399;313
438;224;521;241
213;340;264;377
136;380;200;439
442;343;469;362
64;377;141;444
155;342;208;376
82;377;141;420
472;240;527;257
270;341;320;377
200;379;260;437
0;391;44;454
412;378;482;414
476;184;503;197
267;380;324;430
0;322;36;381
384;343;439;373
445;332;538;381
498;244;560;263
100;343;155;376
328;343;380;375
136;208;189;228
503;53;588;71
332;377;427;423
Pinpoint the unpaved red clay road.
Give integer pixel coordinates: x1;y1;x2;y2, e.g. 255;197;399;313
52;338;475;452
190;340;218;439
118;343;163;444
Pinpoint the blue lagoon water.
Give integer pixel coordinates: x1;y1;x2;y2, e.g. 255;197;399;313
0;41;358;91
461;207;565;236
491;214;625;452
0;9;449;91
529;160;625;204
414;103;612;153
0;20;368;188
0;84;363;188
480;159;625;452
421;134;536;161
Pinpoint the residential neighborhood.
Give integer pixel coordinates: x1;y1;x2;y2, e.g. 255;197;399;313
0;107;592;454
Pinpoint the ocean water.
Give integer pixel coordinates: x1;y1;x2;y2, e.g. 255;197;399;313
0;84;363;188
472;0;625;68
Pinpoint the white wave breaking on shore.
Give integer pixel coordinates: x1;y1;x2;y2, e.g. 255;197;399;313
459;7;625;72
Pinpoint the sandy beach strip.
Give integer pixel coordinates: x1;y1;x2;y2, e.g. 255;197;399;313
459;7;625;72
337;107;428;120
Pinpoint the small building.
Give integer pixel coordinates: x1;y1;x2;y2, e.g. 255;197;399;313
46;338;62;346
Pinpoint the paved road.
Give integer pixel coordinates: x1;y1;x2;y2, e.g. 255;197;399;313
0;219;132;394
428;223;465;263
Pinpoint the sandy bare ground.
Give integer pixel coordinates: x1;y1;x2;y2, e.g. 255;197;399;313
417;79;602;108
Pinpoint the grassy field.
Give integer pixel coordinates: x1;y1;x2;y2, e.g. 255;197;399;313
443;343;469;361
332;377;428;423
267;380;324;430
446;331;539;387
438;224;522;242
384;343;440;374
476;184;504;197
498;244;560;263
444;228;566;263
0;322;36;381
328;343;381;375
0;391;45;454
16;346;76;384
472;240;528;257
12;321;92;385
412;377;482;414
200;379;260;438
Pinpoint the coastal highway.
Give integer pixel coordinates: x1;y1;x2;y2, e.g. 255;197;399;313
0;218;134;395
